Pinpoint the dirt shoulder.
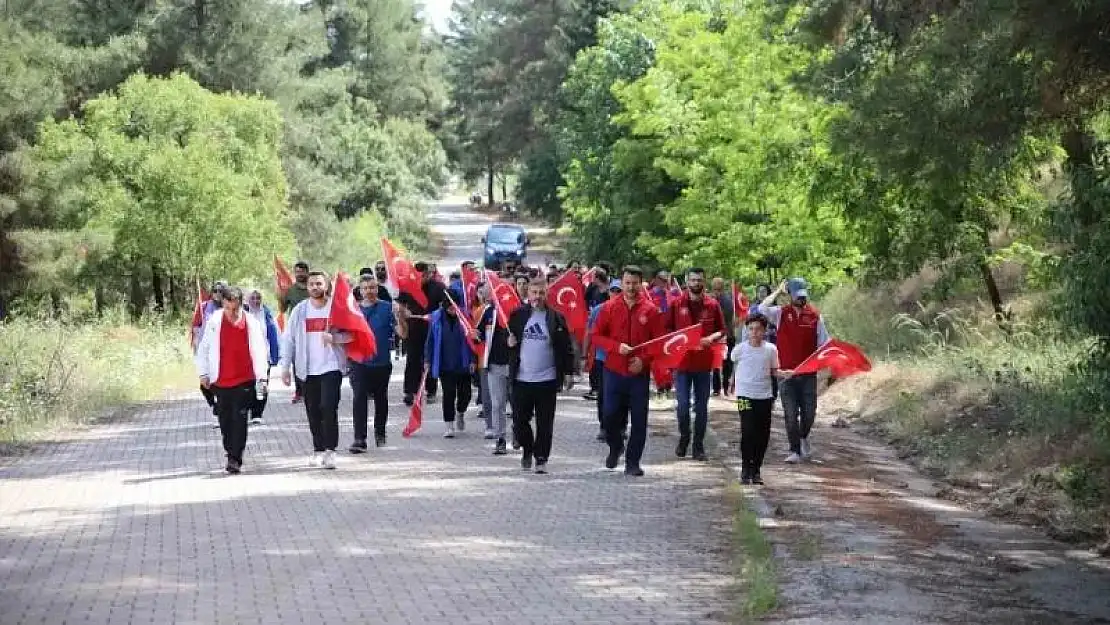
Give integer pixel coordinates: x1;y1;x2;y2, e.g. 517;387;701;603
697;395;1110;624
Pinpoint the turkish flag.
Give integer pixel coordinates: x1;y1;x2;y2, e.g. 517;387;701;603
546;269;587;341
633;323;704;367
329;271;377;362
189;279;208;350
485;270;522;328
443;289;482;357
733;281;750;321
274;256;293;331
581;266;598;288
402;370;428;437
461;264;480;311
381;237;428;309
711;342;727;369
793;339;871;378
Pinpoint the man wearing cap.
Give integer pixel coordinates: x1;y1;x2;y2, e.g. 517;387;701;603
755;277;830;463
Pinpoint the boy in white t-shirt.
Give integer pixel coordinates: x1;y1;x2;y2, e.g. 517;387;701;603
731;313;783;485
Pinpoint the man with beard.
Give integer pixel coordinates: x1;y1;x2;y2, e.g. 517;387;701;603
506;278;575;474
281;261;311;403
590;266;665;477
396;261;446;406
755;277;830;463
280;272;349;470
666;268;726;461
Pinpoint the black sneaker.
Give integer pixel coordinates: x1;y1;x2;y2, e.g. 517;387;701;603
741;474;752;485
751;474;764;485
595;428;606;442
403;393;414;407
534;460;548;474
375;434;387;447
225;458;241;474
493;439;507;455
583;391;597;401
349;440;367;454
624;465;644;477
605;444;623;469
692;447;708;462
512;437;521;450
521;454;533;471
675;437;689;458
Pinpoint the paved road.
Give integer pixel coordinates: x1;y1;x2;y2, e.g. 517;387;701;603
0;201;733;625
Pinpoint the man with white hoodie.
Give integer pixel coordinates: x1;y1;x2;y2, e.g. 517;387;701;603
195;286;270;474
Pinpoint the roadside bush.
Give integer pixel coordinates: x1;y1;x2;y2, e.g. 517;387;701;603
0;311;194;447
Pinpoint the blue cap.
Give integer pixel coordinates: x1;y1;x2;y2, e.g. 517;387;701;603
609;279;622;291
787;277;808;299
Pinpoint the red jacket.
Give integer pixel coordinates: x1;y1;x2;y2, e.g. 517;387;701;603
776;303;821;369
591;292;665;376
666;292;726;372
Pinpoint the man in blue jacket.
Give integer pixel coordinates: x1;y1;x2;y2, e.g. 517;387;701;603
424;287;474;438
350;274;397;452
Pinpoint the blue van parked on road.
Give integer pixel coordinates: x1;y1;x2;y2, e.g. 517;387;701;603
482;223;530;270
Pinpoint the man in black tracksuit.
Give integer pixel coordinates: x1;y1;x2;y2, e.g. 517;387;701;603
397;262;446;406
506;277;575;474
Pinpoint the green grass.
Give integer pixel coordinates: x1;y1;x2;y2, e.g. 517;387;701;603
818;283;1110;542
728;481;778;622
0;313;196;448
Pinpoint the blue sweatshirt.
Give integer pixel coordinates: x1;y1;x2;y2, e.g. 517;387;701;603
356;300;395;368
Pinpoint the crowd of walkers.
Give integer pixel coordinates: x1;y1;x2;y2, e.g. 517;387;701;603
192;258;831;485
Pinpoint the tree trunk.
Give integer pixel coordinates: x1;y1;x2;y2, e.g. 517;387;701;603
486;149;495;206
151;264;165;312
50;291;62;318
977;228;1007;324
168;274;179;314
94;285;105;317
129;270;144;320
500;175;507;203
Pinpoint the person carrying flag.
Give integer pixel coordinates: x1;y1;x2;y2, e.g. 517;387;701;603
280;271;349;470
585;279;621;440
755;277;830;463
590;266;665;477
506;277;575;474
474;283;513;455
244;289;280;425
194;286;271;474
349;274;396;452
666;268;727;461
731;313;780;485
396;261;445;406
424;287;474;438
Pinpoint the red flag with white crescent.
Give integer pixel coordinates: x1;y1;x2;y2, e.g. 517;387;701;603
581;266;598;288
732;281;750;321
329;272;377;362
793;339;871;378
633;324;704;367
546;269;587;341
381;237;428;309
402;370;428;437
443;289;482;357
484;270;522;328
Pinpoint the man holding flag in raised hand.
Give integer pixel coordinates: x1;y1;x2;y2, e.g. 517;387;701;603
755;277;830;464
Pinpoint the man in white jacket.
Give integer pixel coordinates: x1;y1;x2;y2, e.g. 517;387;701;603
195;286;270;474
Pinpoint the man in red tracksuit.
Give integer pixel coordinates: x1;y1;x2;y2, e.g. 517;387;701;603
666;268;726;461
590;265;665;476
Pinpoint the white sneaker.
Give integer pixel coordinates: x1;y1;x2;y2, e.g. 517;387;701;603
444;422;456;438
322;450;336;469
308;452;322;467
785;453;802;464
800;438;812;460
250;417;264;425
457;412;466;431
